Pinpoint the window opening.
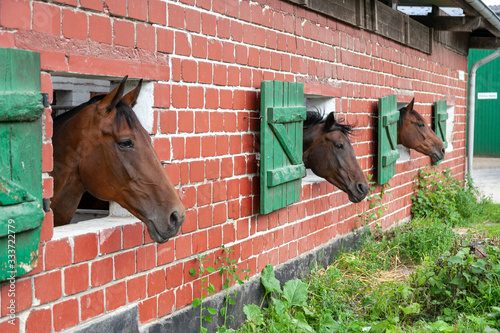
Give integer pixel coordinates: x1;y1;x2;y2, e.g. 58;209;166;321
50;75;154;224
303;95;336;183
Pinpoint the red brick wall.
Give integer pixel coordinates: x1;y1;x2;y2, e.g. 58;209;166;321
0;0;467;331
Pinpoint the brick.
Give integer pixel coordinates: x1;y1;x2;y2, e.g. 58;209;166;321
139;297;158;324
228;66;240;86
122;223;143;249
223;222;236;245
137;23;156;50
0;31;15;48
127;275;147;302
208;226;222;249
158;290;175;317
33;2;60;35
197;205;213;229
89;15;112;44
222;42;235;63
53;298;79;332
81;0;101;11
185;8;201;33
208;40;223;61
157;28;174;53
190;160;204;183
0;0;31;30
205;88;218;109
185;137;201;159
201;136;216;157
64;263;89;296
105;281;127;311
154;137;171;161
192;230;208;254
157;240;175;265
217;17;230;39
128;0;148;21
206;159;219;180
148;269;166;297
0;316;19;333
107;0;126;16
44;239;71;271
91;257;113;287
99;227;122;255
42;142;53;173
175;234;192;260
40;50;68;72
1;278;32;316
155;83;171;109
182;59;198;82
168;3;184;29
137;244;156;272
25;307;51;333
172;85;188;108
62;9;87;40
190;87;204;109
149;0;166;25
81;290;104;322
175;284;192;309
114;250;136;279
175;31;191;56
114;19;135;47
220;90;233;109
202;13;217;36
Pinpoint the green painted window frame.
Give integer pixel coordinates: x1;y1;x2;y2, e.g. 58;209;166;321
260;81;306;215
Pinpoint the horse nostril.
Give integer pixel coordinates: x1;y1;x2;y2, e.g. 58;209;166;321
169;211;180;228
357;183;368;195
441;147;445;155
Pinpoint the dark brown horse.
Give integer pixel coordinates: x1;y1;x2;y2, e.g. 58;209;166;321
398;98;445;164
51;76;185;243
303;111;368;203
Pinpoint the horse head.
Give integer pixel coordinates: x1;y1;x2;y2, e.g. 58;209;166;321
52;76;185;243
303;112;368;203
397;98;445;164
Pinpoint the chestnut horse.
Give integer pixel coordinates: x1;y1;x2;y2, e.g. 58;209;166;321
303;111;369;203
398;98;445;164
51;76;185;243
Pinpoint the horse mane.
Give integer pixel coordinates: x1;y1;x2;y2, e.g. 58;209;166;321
53;94;139;129
304;110;354;138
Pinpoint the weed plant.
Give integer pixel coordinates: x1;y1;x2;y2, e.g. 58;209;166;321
411;168;489;226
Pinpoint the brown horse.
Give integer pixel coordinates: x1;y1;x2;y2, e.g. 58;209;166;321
398;98;445;164
51;76;185;243
303;111;368;203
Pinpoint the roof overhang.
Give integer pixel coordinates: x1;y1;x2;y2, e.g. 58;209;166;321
395;0;500;48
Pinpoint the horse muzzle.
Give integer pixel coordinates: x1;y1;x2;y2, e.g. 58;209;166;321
431;146;446;164
346;181;369;203
146;210;186;243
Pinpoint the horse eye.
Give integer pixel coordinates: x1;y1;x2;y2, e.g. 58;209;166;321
335;144;344;149
118;139;134;149
418;123;425;128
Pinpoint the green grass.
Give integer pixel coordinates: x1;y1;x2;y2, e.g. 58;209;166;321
232;169;500;333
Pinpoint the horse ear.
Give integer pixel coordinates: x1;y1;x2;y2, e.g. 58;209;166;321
121;79;142;107
402;98;415;114
98;76;128;113
323;112;336;132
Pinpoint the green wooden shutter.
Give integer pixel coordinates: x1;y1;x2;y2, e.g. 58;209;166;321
377;95;400;185
434;100;448;148
0;48;45;281
260;81;306;214
433;100;448;165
